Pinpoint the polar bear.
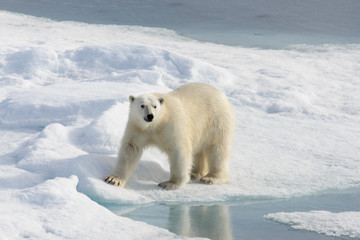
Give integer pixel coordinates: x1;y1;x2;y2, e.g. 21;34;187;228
105;82;235;190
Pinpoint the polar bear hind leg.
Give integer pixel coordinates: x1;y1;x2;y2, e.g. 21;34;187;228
191;151;208;181
200;145;230;185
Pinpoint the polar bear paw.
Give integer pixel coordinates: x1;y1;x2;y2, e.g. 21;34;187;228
200;177;215;184
200;176;228;185
104;175;126;187
158;181;182;190
190;172;203;181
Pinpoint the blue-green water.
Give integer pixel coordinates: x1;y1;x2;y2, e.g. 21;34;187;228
105;189;360;240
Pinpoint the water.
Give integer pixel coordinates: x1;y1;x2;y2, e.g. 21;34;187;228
105;189;360;240
1;0;359;48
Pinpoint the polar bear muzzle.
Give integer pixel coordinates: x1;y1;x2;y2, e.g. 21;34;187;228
145;113;154;122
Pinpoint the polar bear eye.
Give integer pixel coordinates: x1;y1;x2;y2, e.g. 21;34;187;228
153;105;157;109
140;105;145;109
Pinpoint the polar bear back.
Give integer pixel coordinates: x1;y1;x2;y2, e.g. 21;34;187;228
167;82;235;150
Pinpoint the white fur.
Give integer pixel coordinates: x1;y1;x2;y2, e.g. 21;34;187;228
105;83;235;190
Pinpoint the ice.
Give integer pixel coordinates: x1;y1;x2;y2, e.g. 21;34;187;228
0;5;360;240
265;211;360;238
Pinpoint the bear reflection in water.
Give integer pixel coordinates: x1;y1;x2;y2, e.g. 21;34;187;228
107;202;233;239
168;205;233;240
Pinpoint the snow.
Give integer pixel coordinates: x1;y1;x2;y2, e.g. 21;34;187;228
265;211;360;238
0;1;360;239
0;176;195;240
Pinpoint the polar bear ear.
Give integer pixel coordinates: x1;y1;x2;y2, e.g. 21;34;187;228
159;98;164;105
129;95;136;102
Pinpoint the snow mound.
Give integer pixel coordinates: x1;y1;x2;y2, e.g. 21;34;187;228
0;45;233;88
265;211;360;238
0;44;234;128
76;102;128;154
0;176;194;239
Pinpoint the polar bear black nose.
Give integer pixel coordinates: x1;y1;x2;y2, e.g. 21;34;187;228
146;114;154;122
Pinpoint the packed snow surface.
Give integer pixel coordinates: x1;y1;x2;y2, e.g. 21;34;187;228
0;7;360;240
265;211;360;238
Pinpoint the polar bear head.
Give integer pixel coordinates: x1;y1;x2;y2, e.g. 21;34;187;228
129;94;165;129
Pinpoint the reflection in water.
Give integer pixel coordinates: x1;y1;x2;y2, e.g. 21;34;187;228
105;203;233;240
167;205;233;240
105;189;360;240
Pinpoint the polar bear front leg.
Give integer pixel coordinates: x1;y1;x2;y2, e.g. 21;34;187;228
158;150;191;190
105;141;143;188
